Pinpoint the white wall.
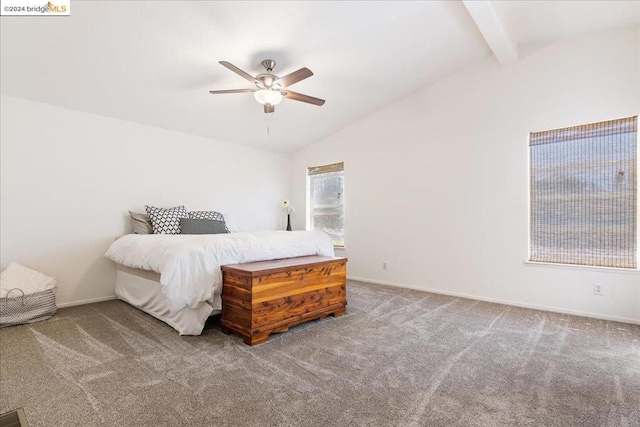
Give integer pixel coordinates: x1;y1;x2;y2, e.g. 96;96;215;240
290;27;640;324
1;95;290;306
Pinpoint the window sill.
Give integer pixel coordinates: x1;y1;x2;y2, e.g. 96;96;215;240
524;261;639;274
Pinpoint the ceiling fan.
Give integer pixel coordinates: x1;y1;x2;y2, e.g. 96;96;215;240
209;60;325;114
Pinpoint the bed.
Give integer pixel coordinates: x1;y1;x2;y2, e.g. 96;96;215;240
105;230;335;335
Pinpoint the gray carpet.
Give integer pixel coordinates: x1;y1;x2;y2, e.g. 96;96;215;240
1;280;639;427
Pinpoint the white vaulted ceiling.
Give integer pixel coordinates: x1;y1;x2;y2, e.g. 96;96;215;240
1;1;638;153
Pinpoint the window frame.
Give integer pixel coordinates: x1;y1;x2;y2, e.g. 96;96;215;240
306;162;345;248
526;117;639;271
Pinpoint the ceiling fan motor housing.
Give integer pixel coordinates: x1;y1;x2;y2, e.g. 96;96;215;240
256;73;279;89
257;60;279;89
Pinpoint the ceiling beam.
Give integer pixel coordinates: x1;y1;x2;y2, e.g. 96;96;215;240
462;0;518;65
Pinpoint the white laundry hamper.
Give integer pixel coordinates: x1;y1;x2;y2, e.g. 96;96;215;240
0;288;57;327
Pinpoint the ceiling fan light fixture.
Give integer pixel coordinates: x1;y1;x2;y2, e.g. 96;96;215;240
254;89;283;105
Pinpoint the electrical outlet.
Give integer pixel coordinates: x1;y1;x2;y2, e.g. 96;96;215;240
382;262;388;271
593;283;604;296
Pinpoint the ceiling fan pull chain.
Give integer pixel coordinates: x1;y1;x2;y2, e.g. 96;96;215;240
266;112;271;136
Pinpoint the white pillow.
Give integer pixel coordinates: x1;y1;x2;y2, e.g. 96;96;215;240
222;212;247;233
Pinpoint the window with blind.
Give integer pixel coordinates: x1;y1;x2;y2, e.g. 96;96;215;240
529;116;638;269
307;162;345;247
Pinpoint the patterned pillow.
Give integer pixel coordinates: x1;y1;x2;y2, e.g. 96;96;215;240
188;211;230;233
145;205;189;234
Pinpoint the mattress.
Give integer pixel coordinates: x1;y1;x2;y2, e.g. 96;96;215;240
115;264;220;335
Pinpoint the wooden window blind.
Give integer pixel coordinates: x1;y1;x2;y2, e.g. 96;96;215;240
529;116;637;268
307;162;344;247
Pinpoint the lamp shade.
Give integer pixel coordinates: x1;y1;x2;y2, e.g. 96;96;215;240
254;89;283;105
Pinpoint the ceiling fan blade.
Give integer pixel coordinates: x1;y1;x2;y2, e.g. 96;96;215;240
219;61;259;85
282;90;325;106
264;104;275;114
209;89;256;94
275;68;313;88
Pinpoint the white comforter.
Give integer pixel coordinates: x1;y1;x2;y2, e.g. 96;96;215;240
104;231;334;313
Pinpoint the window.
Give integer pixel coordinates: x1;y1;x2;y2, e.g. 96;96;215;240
529;116;637;269
307;162;345;247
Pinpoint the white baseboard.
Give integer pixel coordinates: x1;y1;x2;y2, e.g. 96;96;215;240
56;295;117;308
347;276;640;326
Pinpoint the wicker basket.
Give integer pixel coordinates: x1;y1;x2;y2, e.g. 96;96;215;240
0;288;57;328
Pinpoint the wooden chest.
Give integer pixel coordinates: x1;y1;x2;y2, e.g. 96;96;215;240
220;256;347;345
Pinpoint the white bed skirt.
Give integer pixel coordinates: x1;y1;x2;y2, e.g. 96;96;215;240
115;265;220;335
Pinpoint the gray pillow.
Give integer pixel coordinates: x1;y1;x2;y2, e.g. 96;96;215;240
129;211;153;234
180;218;229;235
188;211;230;233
